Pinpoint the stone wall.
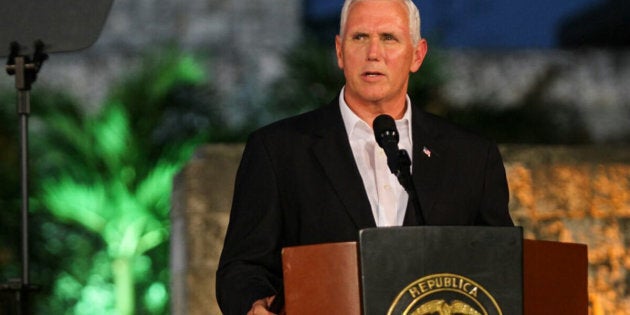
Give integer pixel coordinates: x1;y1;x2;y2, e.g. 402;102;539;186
171;144;630;314
171;145;242;315
502;145;630;314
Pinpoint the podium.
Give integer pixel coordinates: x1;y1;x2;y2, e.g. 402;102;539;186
281;227;587;315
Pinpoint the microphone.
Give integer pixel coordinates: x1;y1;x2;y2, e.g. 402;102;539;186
372;114;426;225
373;114;400;175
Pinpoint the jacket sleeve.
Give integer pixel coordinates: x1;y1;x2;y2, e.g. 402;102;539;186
216;131;284;314
476;142;514;226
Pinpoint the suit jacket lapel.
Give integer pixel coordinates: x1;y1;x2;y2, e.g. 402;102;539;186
406;108;448;224
311;101;377;229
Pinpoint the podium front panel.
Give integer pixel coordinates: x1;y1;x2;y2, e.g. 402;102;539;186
282;242;361;315
359;226;523;315
523;239;588;314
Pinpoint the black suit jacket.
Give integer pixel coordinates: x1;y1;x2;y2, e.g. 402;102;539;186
216;99;513;314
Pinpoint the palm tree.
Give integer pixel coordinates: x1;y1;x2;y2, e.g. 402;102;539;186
29;49;211;314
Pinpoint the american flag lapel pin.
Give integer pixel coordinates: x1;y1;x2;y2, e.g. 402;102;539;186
422;146;431;158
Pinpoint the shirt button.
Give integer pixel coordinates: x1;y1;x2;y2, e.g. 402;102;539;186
384;184;391;191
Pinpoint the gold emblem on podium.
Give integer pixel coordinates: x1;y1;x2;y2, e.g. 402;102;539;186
387;273;502;315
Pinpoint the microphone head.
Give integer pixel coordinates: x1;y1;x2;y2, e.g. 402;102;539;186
373;114;399;149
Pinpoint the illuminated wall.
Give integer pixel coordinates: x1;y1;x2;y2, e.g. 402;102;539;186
172;144;630;314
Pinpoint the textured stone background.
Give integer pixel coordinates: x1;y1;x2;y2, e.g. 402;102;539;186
172;144;630;315
503;145;630;314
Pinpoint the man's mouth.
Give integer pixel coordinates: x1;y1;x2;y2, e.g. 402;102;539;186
363;71;384;78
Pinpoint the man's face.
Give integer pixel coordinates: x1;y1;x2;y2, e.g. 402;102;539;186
336;0;427;109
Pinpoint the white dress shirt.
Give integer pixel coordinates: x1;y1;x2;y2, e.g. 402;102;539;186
338;88;413;226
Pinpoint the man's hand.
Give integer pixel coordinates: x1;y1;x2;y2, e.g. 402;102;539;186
247;295;284;315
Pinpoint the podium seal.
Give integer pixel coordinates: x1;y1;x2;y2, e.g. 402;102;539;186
387;273;502;315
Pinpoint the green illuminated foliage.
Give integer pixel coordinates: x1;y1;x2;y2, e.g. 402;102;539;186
21;49;213;314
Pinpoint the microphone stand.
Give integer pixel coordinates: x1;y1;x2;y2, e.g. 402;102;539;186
373;114;426;226
395;149;426;225
1;41;46;315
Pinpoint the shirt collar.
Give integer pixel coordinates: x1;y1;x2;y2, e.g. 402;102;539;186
338;87;413;142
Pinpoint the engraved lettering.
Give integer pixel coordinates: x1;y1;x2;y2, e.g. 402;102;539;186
419;282;428;293
469;286;478;297
408;286;421;299
463;283;470;292
394;274;500;315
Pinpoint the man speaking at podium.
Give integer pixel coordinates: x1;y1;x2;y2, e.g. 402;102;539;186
216;0;514;313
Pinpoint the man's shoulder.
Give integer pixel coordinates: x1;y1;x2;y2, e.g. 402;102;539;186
416;109;497;148
252;102;340;139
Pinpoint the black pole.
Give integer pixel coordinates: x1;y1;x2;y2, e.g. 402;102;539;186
18;74;31;315
16;56;31;289
2;41;45;315
396;149;426;225
0;2;113;307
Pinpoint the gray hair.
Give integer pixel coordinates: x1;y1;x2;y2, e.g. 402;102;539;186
339;0;422;46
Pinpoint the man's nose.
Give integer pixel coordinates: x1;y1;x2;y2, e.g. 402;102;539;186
367;39;382;61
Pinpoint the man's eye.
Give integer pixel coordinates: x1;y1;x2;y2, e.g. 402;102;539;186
352;34;368;40
383;34;396;41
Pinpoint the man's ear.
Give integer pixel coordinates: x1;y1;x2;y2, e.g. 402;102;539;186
335;35;344;69
410;38;428;73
